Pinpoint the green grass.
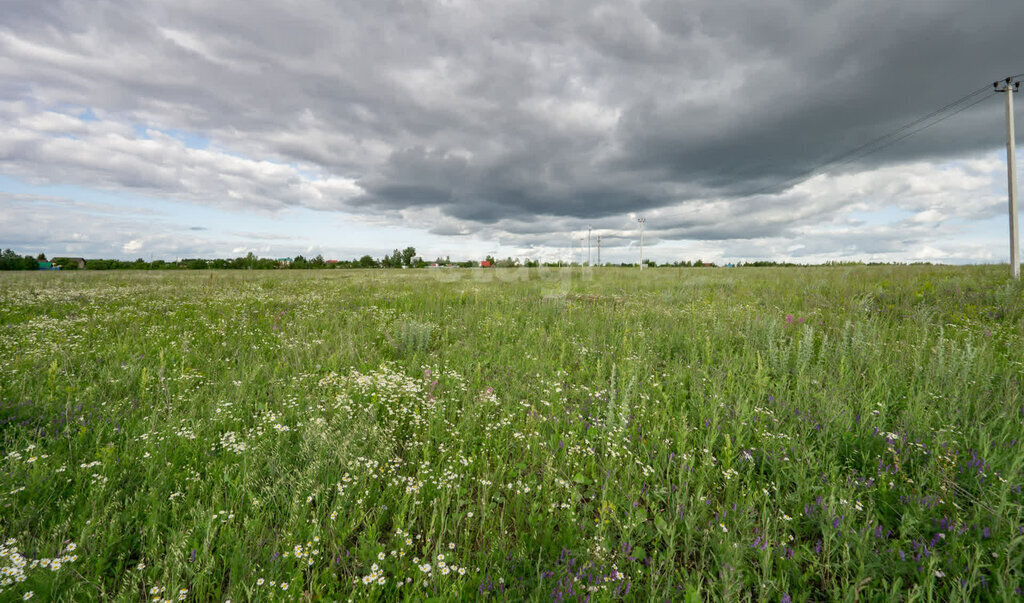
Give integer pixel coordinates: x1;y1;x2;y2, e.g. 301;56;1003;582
0;265;1022;601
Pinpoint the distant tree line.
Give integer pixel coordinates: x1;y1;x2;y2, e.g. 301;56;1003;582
1;248;426;270
0;249;44;270
0;248;934;271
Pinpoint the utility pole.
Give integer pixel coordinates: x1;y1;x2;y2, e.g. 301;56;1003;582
996;77;1021;279
597;235;601;266
587;226;592;266
637;217;646;270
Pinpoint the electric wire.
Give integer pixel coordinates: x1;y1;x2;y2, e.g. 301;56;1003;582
642;77;1014;228
739;87;997;199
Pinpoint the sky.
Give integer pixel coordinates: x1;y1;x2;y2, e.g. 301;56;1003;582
1;0;1022;265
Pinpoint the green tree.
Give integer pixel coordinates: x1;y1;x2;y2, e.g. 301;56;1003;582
401;247;416;267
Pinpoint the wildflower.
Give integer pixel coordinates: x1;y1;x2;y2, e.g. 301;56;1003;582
467;512;474;518
378;552;386;561
281;583;289;590
437;554;445;562
377;577;386;585
441;566;450;575
420;564;431;573
935;570;945;578
137;562;146;570
448;542;455;550
23;593;33;600
458;567;466;576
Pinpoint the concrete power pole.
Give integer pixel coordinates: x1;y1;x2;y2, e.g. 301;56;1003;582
637;217;646;270
597;235;601;266
587;226;592;266
997;77;1021;279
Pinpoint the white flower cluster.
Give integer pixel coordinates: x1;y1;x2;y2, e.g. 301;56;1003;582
0;539;79;595
218;431;247;453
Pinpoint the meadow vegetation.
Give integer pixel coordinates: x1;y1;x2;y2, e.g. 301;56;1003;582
0;266;1022;601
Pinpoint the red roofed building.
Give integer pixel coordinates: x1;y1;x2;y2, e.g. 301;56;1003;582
480;260;492;267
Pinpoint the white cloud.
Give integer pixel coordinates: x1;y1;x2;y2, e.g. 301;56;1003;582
122;239;144;253
0;104;364;212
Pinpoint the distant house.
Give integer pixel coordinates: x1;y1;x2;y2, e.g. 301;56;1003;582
326;259;339;265
276;257;293;266
52;257;86;269
480;260;492;268
38;261;60;271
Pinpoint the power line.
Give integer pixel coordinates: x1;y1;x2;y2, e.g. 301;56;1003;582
811;88;991;170
829;93;995;169
606;76;1018;260
740;86;997;198
636;78;1009;234
700;83;999;192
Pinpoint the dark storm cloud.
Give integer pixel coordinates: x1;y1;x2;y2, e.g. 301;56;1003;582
0;0;1020;245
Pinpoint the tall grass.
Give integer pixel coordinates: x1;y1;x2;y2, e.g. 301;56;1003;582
0;265;1021;600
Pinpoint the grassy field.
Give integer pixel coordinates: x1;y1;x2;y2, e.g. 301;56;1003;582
0;265;1022;601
